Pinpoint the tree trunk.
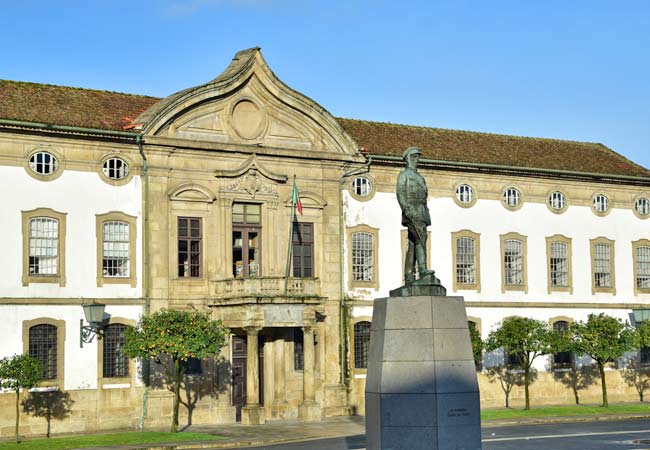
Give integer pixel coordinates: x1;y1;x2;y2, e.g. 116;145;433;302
640;390;644;403
598;362;608;407
524;368;530;410
171;358;181;433
573;387;580;405
505;390;510;408
15;389;20;443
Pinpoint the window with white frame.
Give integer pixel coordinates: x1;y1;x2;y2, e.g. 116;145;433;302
29;151;58;175
352;176;373;197
636;246;650;290
29;218;59;275
103;221;130;277
549;242;569;287
503;187;521;208
593;194;609;213
455;184;474;204
456;237;476;285
549;191;566;211
352;232;374;282
102;157;129;180
593;243;612;287
635;197;650;217
504;239;523;285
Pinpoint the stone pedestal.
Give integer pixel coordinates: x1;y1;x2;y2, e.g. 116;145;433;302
365;296;482;450
241;404;265;425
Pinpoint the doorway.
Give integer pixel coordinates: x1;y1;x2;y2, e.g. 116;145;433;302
231;335;265;421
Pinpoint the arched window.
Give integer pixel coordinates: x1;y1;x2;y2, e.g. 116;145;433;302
29;324;58;380
552;321;573;368
354;321;371;369
103;324;129;378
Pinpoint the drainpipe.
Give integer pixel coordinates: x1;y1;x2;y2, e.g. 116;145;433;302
137;135;151;430
338;155;372;386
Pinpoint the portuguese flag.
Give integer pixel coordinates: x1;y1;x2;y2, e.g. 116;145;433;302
292;178;303;215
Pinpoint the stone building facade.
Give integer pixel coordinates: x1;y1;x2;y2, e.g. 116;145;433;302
0;47;649;436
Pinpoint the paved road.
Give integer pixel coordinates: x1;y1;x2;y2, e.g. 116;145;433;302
212;418;650;450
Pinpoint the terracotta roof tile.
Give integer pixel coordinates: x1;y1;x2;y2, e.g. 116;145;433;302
336;118;649;177
0;80;159;131
0;79;646;178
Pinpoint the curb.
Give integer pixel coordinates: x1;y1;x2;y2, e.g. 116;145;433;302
481;413;650;428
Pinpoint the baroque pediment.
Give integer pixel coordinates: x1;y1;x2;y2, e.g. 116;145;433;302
136;48;359;156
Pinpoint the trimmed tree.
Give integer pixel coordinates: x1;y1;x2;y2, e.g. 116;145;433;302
622;320;650;402
468;323;483;371
0;354;42;443
124;309;228;432
567;313;636;407
485;317;552;410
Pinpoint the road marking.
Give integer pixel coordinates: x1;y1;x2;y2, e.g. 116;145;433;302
483;429;650;442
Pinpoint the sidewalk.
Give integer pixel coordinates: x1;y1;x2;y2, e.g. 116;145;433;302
83;412;650;450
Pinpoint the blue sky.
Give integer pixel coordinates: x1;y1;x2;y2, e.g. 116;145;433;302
1;0;648;169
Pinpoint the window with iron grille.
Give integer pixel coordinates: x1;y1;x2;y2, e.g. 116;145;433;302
294;328;304;371
352;232;374;282
178;217;201;277
29;217;58;275
354;321;371;369
102;157;129;180
455;184;474;204
292;222;314;277
29;324;57;380
594;243;612;287
352;177;373;197
549;191;566;210
456;237;476;284
552;321;573;367
29;151;58;175
636;246;650;289
103;324;129;378
503;187;521;208
550;242;569;287
103;221;130;277
504;240;523;285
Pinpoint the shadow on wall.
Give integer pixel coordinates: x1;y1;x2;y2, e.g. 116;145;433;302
22;390;74;438
550;364;598;405
147;356;232;430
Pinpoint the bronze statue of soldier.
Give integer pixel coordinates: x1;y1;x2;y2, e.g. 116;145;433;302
391;146;446;297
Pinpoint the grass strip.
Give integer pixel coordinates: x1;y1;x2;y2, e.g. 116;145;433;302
0;431;224;450
481;403;650;421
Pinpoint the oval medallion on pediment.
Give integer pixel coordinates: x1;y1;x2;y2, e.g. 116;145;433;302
231;99;266;140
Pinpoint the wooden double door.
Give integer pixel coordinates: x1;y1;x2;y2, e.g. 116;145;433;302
231;335;265;421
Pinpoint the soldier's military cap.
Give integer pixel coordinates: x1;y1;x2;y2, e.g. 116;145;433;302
402;146;422;160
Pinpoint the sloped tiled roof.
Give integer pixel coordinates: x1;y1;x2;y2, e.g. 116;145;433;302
0;78;647;178
336;118;649;177
0;79;159;131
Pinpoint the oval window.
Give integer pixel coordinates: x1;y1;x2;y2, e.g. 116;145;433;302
548;191;566;211
503;187;521;208
593;194;609;213
352;176;373;197
29;151;58;175
456;184;474;204
635;197;650;217
102;157;129;180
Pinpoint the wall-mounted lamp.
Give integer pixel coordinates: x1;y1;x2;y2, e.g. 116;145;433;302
632;308;650;324
80;301;106;347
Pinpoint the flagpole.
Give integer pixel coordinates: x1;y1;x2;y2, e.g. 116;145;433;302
284;175;296;295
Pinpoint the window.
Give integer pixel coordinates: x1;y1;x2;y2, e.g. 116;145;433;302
592;194;609;215
635;197;650;218
352;177;372;197
178;217;201;278
633;240;650;294
29;324;58;380
641;346;650;366
22;208;67;286
546;235;572;293
232;204;261;278
96;212;137;287
451;230;481;291
292;222;314;277
102;157;129;180
353;321;371;369
501;233;527;292
552;320;573;368
548;191;567;212
29;151;58;175
181;358;202;376
103;324;129;378
505;349;523;369
590;237;616;294
455;184;475;206
502;187;522;209
348;225;379;289
294;327;304;371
